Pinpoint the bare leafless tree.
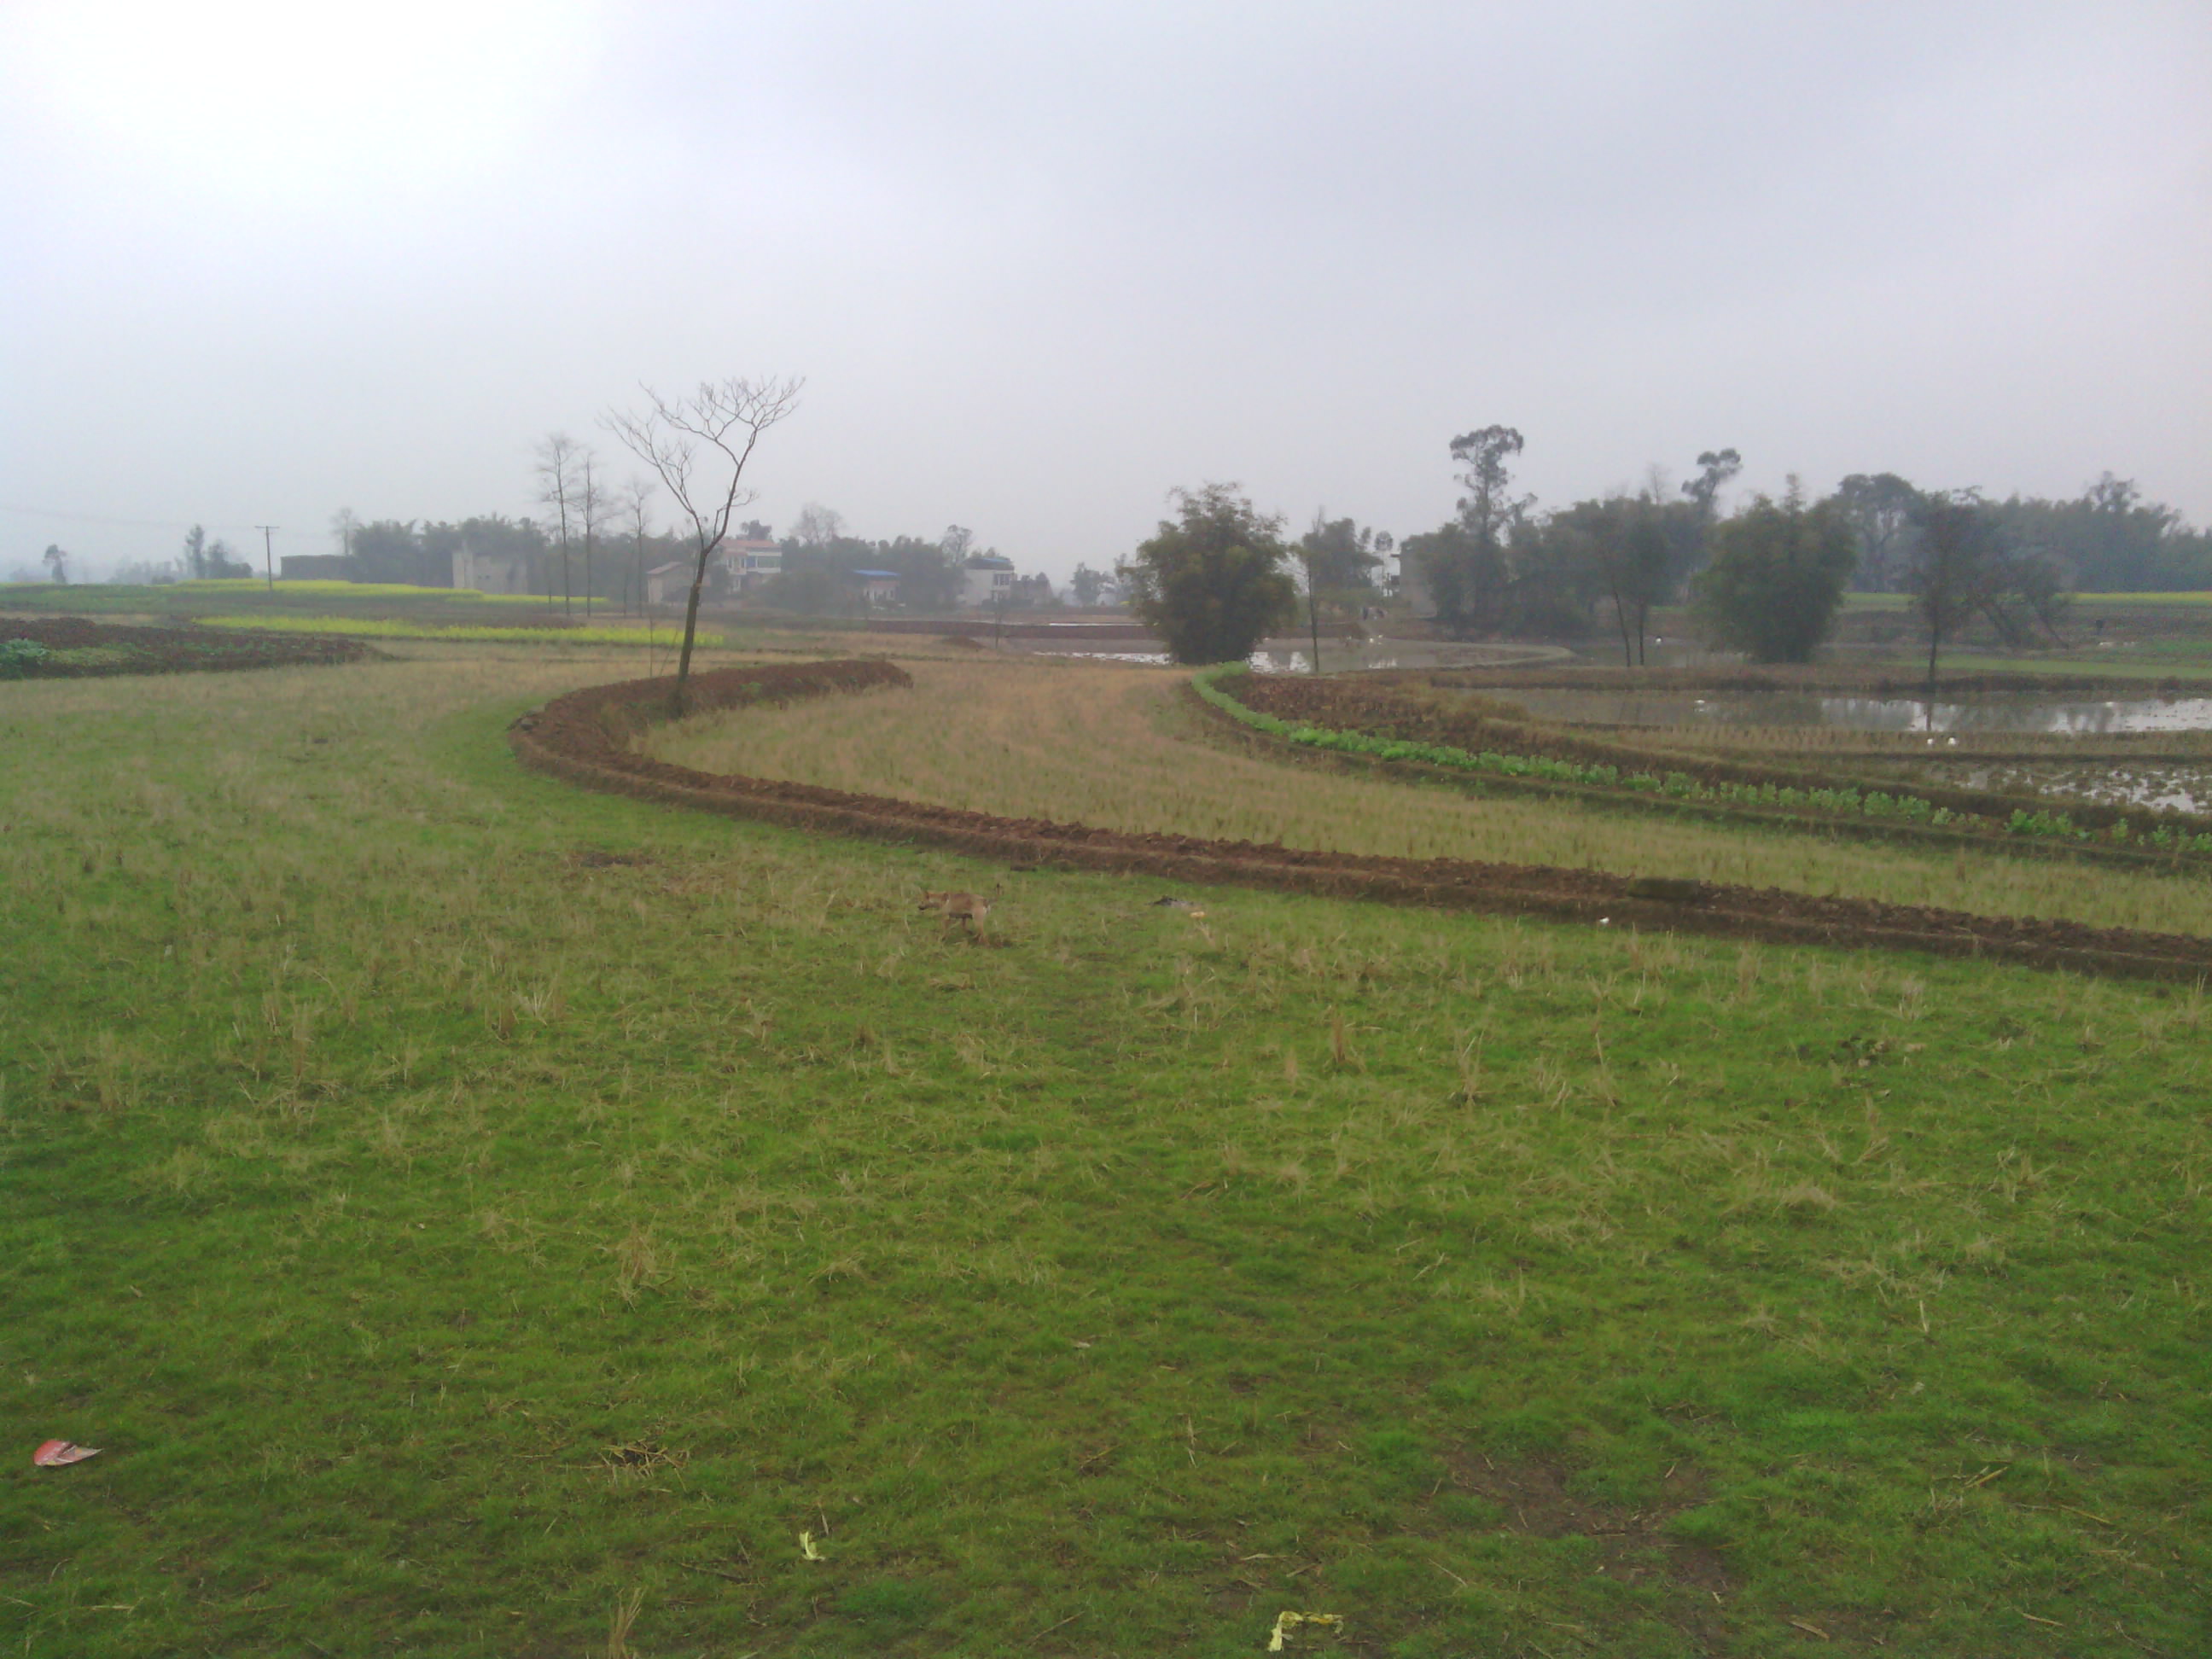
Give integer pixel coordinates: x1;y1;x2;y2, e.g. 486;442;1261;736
534;433;581;616
574;447;607;621
789;502;846;547
603;376;803;710
620;476;657;615
329;507;359;562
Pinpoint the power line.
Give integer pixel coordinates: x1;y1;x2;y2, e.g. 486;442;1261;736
0;501;303;536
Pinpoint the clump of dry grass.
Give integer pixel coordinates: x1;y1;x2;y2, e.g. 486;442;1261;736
611;1225;660;1304
605;1586;643;1657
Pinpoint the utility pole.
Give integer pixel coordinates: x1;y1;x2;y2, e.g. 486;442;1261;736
256;526;279;592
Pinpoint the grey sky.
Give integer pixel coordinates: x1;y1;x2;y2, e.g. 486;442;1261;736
3;1;2207;580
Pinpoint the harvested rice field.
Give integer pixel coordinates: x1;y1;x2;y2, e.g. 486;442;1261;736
645;656;2212;939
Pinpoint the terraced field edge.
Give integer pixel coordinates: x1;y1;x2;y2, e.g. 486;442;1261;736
508;660;2212;982
1195;666;2212;864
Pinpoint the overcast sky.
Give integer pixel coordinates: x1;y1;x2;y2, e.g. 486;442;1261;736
3;0;2207;580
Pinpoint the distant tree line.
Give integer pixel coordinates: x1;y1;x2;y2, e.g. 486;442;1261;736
1841;471;2211;595
1119;436;2208;671
92;526;256;586
760;507;965;613
1389;430;2209;667
303;505;1063;616
327;514;622;601
754;508;1061;614
182;525;254;580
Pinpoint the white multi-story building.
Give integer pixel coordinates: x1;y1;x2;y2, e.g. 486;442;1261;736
725;538;783;591
961;554;1016;608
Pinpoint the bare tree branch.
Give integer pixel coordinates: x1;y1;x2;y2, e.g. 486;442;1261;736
533;433;581;616
620;475;657;615
574;447;606;621
603;375;803;711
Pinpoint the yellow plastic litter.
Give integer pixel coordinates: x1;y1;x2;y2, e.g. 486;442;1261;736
800;1530;825;1561
1267;1610;1342;1650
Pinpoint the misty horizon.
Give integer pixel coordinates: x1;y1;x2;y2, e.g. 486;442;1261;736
4;2;2207;584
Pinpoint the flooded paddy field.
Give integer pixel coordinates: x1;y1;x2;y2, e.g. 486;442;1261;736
1478;685;2212;816
1027;635;1572;673
1499;686;2212;736
1919;760;2212;817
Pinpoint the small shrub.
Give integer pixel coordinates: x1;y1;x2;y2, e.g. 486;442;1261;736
0;638;51;677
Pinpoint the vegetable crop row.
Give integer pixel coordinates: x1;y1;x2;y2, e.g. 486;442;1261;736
1193;667;2212;858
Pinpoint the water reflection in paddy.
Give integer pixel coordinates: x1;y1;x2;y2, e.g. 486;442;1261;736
1936;763;2212;818
1504;690;2212;736
1027;639;1569;673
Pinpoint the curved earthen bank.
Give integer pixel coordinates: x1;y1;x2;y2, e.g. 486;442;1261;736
509;661;2212;984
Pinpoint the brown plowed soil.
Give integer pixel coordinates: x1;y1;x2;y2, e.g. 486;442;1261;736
509;661;2212;983
0;616;374;677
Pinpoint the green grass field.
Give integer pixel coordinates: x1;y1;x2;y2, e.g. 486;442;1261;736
3;645;2209;1657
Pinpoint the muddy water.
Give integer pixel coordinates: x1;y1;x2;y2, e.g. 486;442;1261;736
1503;689;2212;736
1027;637;1572;673
1929;763;2212;817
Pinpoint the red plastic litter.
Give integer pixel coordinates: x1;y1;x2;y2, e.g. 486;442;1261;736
32;1441;100;1467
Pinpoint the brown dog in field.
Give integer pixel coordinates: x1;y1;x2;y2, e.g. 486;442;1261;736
918;890;991;934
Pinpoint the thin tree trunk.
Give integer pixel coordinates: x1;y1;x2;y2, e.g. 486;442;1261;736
674;541;711;715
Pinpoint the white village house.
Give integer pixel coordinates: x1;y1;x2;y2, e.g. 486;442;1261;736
847;569;901;605
639;538;784;606
961;553;1016;607
725;538;783;591
642;561;691;607
449;535;532;595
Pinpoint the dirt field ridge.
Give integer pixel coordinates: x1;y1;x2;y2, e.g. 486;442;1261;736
509;661;2212;983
